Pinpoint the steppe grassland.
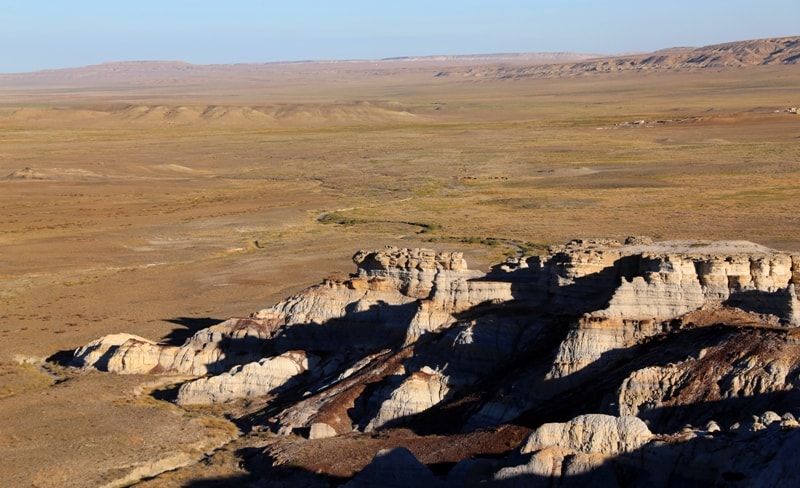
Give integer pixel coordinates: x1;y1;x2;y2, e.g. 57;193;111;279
0;63;799;485
2;68;800;347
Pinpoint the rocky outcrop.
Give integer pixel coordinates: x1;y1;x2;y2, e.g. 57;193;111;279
494;446;618;487
546;240;799;382
69;239;800;485
615;329;800;431
251;246;512;348
73;318;274;375
365;366;450;431
343;413;800;487
545;239;798;321
176;350;317;405
351;247;472;299
520;414;652;455
436;37;800;79
308;422;338;440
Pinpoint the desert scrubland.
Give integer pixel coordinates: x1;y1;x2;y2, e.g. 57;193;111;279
1;40;799;486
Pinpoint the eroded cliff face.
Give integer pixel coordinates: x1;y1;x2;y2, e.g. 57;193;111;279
72;319;275;376
547;240;799;382
70;239;800;485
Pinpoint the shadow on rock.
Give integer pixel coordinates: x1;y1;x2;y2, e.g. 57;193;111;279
162;316;226;346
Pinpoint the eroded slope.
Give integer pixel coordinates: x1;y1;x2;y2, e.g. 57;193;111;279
72;238;800;485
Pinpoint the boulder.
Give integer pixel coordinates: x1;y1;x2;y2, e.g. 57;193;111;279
521;414;653;455
308;422;337;440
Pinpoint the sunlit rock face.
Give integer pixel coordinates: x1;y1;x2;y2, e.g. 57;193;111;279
72;239;800;485
520;414;653;455
547;240;799;382
176;350;317;405
72;319;274;376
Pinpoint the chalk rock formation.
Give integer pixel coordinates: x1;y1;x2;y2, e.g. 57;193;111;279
176;350;317;405
252;246;513;347
308;422;338;440
616;329;800;430
73;318;273;375
72;333;157;374
351;246;472;299
547;240;800;381
346;411;800;487
520;414;652;455
487;413;800;487
69;239;800;486
74;246;513;372
493;447;617;487
365;366;450;431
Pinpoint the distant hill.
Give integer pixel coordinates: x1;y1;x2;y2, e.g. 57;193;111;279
0;53;598;87
437;36;800;79
0;36;797;88
378;52;600;63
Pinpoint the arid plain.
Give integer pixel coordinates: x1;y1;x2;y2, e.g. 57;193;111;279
1;45;800;485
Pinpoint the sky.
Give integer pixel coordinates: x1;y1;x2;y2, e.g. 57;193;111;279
2;0;798;73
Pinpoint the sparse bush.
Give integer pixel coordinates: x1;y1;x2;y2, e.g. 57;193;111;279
410;222;441;234
318;212;366;226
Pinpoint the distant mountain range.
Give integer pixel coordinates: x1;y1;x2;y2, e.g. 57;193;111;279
1;36;798;86
0;53;597;86
436;36;800;79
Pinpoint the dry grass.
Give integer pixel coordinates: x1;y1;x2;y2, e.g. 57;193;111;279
1;61;799;485
0;361;53;398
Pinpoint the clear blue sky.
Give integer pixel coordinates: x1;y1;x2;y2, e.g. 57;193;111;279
2;0;798;73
